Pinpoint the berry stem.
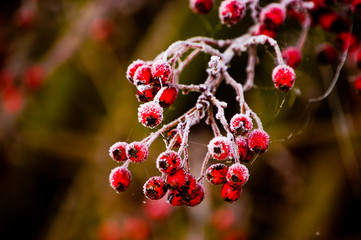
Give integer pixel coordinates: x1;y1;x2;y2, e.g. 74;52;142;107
197;151;211;183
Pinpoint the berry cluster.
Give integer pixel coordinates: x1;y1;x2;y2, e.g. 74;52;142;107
108;0;361;207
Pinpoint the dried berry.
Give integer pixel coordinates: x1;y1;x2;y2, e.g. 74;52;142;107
109;167;132;193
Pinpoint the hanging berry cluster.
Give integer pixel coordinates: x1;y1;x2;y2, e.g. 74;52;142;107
108;0;361;207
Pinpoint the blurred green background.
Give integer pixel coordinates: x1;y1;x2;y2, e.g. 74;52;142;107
0;0;361;239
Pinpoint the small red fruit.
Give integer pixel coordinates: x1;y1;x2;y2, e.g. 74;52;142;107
282;47;301;68
219;0;246;26
23;64;45;90
109;141;128;162
354;76;361;94
206;163;228;185
138;101;163;128
235;136;253;162
156;150;182;174
229;113;253;136
109;167;132;193
126;59;146;83
221;182;242;202
226;163;249;187
272;64;296;92
143;176;168;200
136;86;160;103
260;3;286;29
189;0;214;15
247;129;270;154
183;184;205;207
151;59;172;84
167;190;183;206
166;168;187;190
254;24;277;39
126;141;149;163
316;43;338;65
159;86;178;108
208;136;231;160
133;64;152;85
334;32;359;53
166;129;183;148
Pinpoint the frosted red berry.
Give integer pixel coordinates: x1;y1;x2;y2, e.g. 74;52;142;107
219;0;246;26
151;59;172;84
221;182;242;202
282;47;301;69
143;176;168;200
109;167;132;193
352;0;361;15
126;59;146;83
109;141;128;162
206;163;228;185
156;150;182;174
316;43;338;65
166;168;187;190
226;163;249;187
272;65;296;92
138;101;163;128
248;129;269;154
235;136;252;162
254;24;277;39
334;32;359;53
159;86;178;108
230;113;253;136
208;136;231;160
260;3;286;29
133;64;152;85
183;184;205;207
126;141;149;163
136;86;160;103
166;129;183;148
179;173;198;198
354;76;361;94
167;190;183;206
189;0;214;15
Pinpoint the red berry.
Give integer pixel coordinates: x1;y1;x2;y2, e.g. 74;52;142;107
318;10;348;32
351;0;361;15
189;0;214;15
166;168;188;190
167;189;183;206
226;163;249;187
206;163;228;185
143;197;172;221
254;24;277;39
166;129;183;148
126;60;146;83
179;173;198;197
282;47;301;69
272;65;296;92
143;176;168;200
109;141;128;162
229;113;253;136
316;43;338;65
109;167;132;193
126;141;149;163
247;129;270;154
2;86;24;114
156;150;182;174
354;76;361;94
211;208;235;231
221;182;242;202
235;136;253;162
138;101;163;128
355;49;361;69
260;3;286;29
183;183;205;207
136;86;160;103
159;86;178;108
23;64;45;90
134;64;152;85
334;32;359;53
208;136;231;160
151;59;172;84
219;0;246;26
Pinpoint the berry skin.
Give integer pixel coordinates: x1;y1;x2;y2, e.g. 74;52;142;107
235;136;253;162
229;113;253;136
254;24;277;39
316;43;338;65
166;129;183;148
156;150;182;174
136;86;160;103
143;176;168;200
138;101;163;128
206;163;228;185
282;47;302;69
167;190;184;206
354;49;361;70
334;32;359;53
260;3;286;29
354;76;361;94
126;141;149;163
226;163;249;187
219;0;246;26
166;168;188;190
23;64;44;90
189;0;214;15
183;184;205;207
221;182;242;202
109;167;132;193
109;141;128;162
318;10;348;33
272;65;296;92
159;86;178;108
247;129;270;154
151;59;171;84
208;136;231;160
133;64;152;85
179;173;198;198
126;60;146;83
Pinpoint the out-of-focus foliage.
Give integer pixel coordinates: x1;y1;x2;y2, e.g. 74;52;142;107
0;0;361;240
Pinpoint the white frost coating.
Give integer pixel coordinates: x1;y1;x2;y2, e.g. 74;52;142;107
138;101;164;128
